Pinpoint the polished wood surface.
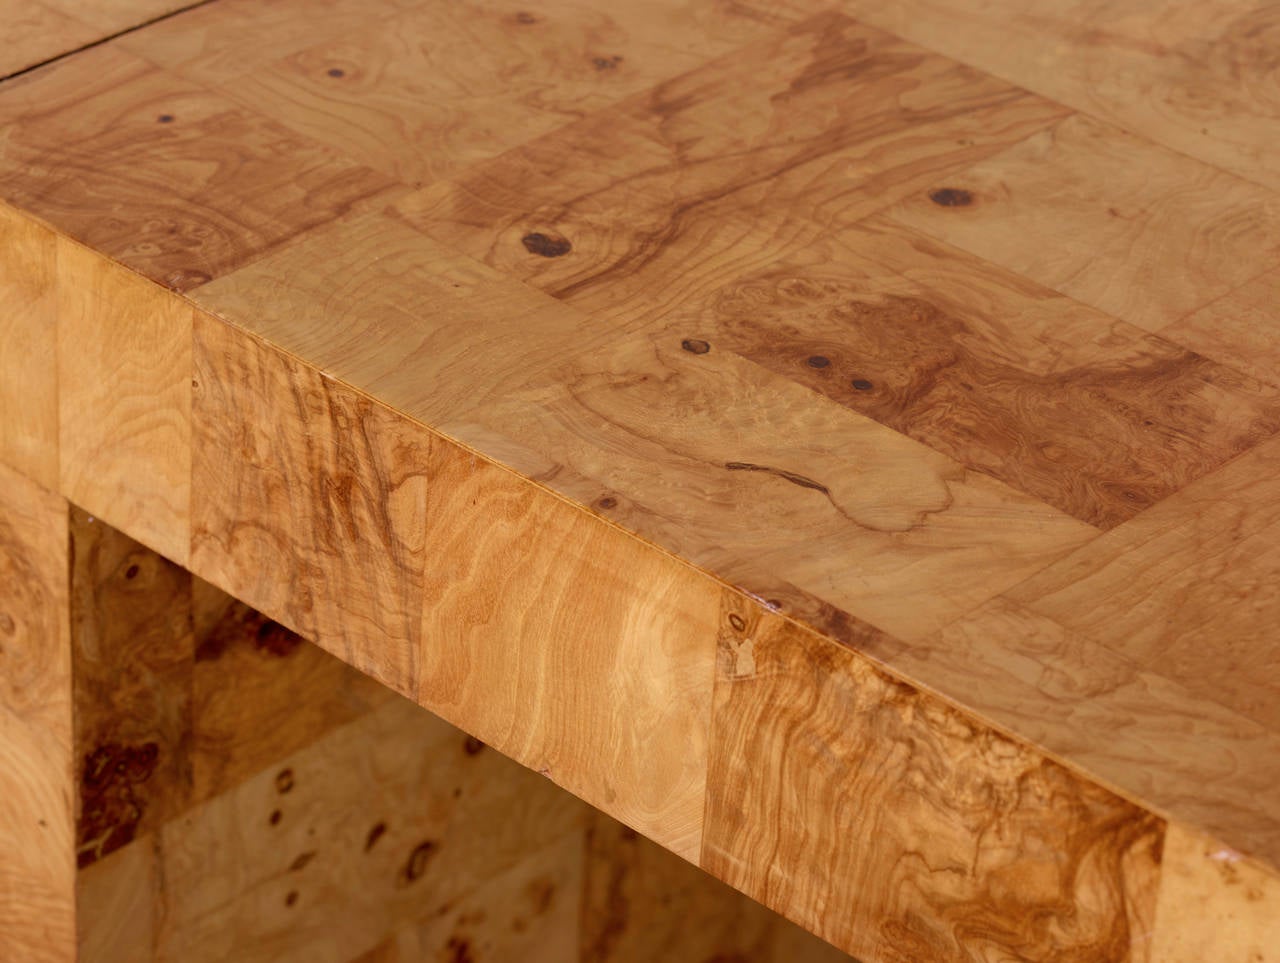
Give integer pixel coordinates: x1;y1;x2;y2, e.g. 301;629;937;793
55;515;845;962
2;0;1279;959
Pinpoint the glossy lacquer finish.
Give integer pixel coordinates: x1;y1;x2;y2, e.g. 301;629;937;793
1;1;1278;960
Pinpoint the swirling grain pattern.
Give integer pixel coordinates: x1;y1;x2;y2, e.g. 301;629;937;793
1;0;1279;958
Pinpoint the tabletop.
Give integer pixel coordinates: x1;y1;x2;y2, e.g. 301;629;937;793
1;1;1278;960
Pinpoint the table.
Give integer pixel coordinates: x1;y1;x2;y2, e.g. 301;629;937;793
2;1;1278;960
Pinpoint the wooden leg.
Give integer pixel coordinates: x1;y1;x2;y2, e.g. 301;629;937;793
0;463;75;963
1;460;848;961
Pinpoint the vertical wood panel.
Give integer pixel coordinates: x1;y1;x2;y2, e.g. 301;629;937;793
69;507;194;868
57;239;192;564
0;461;74;963
190;313;718;860
0;202;58;488
701;590;1164;962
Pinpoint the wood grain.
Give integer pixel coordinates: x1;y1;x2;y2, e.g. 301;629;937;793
56;237;192;563
702;591;1165;962
214;0;799;188
189;210;617;426
190;591;393;804
0;462;74;963
396;11;1069;308
863;596;1280;870
2;0;1280;954
355;830;586;963
1162;267;1280;388
582;813;850;963
76;839;155;963
1152;824;1280;963
842;0;1280;193
1009;431;1280;738
887;113;1280;332
0;201;58;488
69;507;193;868
436;324;1098;640
152;697;586;963
0;0;104;78
40;0;195;34
0;45;397;291
645;214;1280;528
190;312;719;860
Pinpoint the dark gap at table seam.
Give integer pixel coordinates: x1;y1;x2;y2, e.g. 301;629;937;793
0;0;222;86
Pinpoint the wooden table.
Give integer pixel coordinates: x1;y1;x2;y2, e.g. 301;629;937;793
2;1;1279;960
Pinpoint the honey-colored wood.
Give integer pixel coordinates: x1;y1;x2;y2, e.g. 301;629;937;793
3;0;1280;956
1151;824;1280;963
0;463;74;963
70;507;193;867
0;45;398;291
66;516;848;962
1162;267;1280;388
0;0;105;78
189;312;719;861
57;239;192;563
1008;432;1280;734
580;813;852;963
887;113;1280;332
702;594;1164;962
0;201;58;488
840;0;1280;193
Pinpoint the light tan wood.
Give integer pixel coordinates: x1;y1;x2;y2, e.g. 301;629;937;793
702;595;1164;961
1008;432;1280;733
393;12;1071;312
77;839;154;963
0;201;58;488
0;0;105;78
3;0;1280;956
0;45;398;292
840;0;1280;192
150;698;583;962
57;239;192;563
0;462;74;963
863;596;1280;873
887;113;1280;332
212;0;803;188
190;313;719;862
1162;267;1280;388
580;813;852;963
40;0;195;35
66;519;848;962
189;587;394;803
354;830;586;963
1151;824;1280;963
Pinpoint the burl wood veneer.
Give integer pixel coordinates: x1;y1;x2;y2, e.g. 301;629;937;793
2;1;1279;960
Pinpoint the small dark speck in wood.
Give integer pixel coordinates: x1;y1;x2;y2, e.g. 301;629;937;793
682;338;711;354
400;840;439;884
929;187;973;206
521;232;572;257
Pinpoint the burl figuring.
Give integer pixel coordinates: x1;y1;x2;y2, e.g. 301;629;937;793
2;1;1280;961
